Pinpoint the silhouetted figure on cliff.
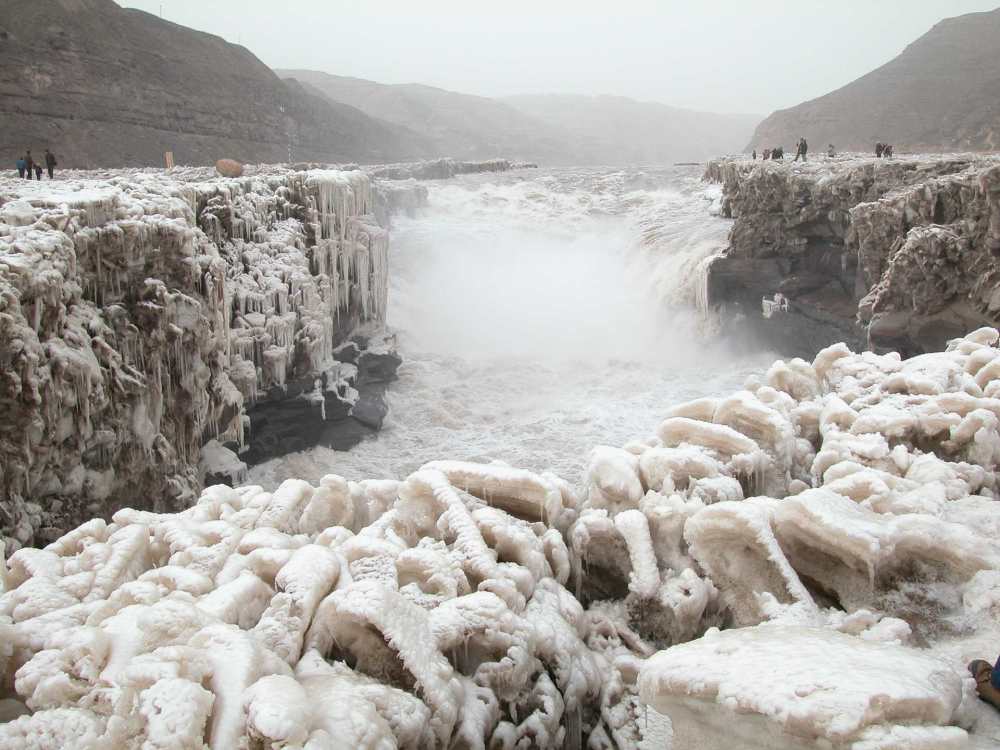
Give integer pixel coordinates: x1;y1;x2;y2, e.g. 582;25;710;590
45;150;57;179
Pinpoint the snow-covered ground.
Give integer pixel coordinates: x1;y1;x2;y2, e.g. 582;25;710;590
4;165;1000;748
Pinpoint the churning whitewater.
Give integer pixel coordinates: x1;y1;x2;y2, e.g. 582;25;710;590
250;166;772;487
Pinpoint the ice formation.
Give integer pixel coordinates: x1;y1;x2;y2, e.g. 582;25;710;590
6;325;1000;747
639;625;969;750
0;167;397;552
704;155;1000;358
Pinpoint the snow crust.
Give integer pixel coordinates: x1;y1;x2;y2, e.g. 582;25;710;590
5;321;1000;746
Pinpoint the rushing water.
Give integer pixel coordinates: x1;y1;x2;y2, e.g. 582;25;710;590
250;166;775;488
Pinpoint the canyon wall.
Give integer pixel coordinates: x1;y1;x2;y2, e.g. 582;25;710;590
704;155;1000;357
0;166;407;553
0;0;430;168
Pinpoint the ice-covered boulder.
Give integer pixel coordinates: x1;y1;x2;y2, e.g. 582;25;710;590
639;625;969;750
0;462;648;749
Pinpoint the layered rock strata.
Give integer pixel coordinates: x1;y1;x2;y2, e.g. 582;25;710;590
0;167;398;553
5;327;1000;747
705;155;1000;357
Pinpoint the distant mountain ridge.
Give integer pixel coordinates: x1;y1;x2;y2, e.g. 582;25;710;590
278;70;571;164
503;94;761;165
279;70;761;166
0;0;758;169
749;7;1000;153
0;0;429;168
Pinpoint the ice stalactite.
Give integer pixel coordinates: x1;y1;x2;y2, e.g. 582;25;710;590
0;167;393;552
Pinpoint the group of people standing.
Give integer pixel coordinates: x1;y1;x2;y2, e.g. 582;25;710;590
752;139;811;161
15;149;57;180
750;140;894;161
755;146;785;161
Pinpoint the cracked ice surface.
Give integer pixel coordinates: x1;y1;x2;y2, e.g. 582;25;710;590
6;328;1000;747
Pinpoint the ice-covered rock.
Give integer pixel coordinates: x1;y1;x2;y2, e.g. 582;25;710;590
705;155;1000;358
0;168;400;549
639;625;969;750
0;463;651;749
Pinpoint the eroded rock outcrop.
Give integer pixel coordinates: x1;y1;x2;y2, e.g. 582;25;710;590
705;155;1000;357
0;168;397;552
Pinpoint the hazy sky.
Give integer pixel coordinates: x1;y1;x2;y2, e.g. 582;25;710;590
118;1;998;114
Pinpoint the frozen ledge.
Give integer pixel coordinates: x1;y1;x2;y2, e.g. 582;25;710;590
639;625;969;750
703;154;1000;358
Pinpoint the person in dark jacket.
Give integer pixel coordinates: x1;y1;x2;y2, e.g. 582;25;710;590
44;149;57;179
969;658;1000;710
33;163;43;180
24;151;35;180
884;144;894;158
752;149;757;160
875;142;884;158
16;157;26;178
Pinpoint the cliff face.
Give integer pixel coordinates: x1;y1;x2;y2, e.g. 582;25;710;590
0;165;400;552
748;8;1000;152
705;156;1000;356
0;0;429;168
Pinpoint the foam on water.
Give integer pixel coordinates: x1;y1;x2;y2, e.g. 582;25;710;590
249;166;773;487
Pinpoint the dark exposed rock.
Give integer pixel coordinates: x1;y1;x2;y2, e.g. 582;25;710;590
241;338;399;464
705;156;1000;357
359;349;404;385
350;387;391;431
